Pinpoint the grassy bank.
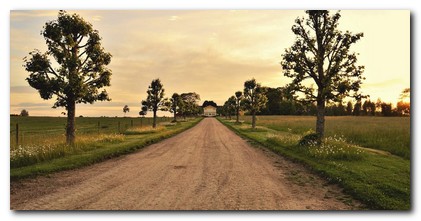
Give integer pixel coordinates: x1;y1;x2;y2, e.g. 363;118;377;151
11;118;202;180
219;118;410;210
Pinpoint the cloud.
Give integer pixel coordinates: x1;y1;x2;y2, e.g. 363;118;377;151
11;102;51;107
10;86;35;94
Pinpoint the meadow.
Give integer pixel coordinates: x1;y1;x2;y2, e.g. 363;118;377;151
10;116;201;179
240;116;411;159
220;116;410;210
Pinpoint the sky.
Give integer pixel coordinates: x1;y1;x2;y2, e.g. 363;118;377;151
10;10;410;117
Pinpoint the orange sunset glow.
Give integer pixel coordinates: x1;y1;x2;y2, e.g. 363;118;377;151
10;10;410;117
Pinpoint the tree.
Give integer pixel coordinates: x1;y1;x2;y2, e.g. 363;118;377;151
142;79;166;128
362;100;375;116
234;91;243;123
243;79;268;129
397;101;410;116
281;10;365;143
346;101;353;115
224;96;237;120
20;109;29;117
375;98;383;114
123;105;130;117
139;105;147;118
336;102;346;116
180;92;201;118
169;93;184;122
397;88;410;116
23;11;112;145
381;102;393;116
399;88;410;101
353;101;361;116
259;87;282;115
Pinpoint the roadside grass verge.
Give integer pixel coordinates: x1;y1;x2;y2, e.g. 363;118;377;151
11;118;202;180
218;118;410;210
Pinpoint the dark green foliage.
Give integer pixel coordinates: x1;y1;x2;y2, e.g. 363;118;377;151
259;87;283;115
180;92;201;117
222;96;236;119
346;101;353;115
169;93;184;121
24;11;112;108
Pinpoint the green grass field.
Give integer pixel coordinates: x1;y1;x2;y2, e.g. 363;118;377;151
10;116;172;147
239;116;411;159
219;116;410;210
10;116;201;179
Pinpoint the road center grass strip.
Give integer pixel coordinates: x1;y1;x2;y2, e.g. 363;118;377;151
11;118;202;180
218;118;410;210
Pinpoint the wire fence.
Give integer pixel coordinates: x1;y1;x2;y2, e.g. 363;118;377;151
10;117;172;148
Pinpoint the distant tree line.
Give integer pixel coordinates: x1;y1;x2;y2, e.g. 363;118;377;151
221;85;410;119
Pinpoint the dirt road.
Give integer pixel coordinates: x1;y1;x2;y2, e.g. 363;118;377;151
11;118;361;210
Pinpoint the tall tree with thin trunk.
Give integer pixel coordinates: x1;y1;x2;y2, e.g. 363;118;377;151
24;11;112;145
243;79;268;129
234;91;243;123
169;93;183;122
142;79;166;128
281;10;365;143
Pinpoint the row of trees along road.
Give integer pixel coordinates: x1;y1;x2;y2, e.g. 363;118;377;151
140;79;202;128
24;10;409;146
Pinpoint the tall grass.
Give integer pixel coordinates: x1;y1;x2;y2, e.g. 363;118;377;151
9;116;181;168
10;133;125;168
240;116;410;159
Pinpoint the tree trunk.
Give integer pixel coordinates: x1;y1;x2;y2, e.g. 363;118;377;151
236;109;239;123
251;111;256;129
173;111;177;122
316;99;325;144
153;110;157;128
66;100;76;145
